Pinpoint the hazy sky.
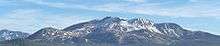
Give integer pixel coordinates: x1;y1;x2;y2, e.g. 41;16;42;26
0;0;219;35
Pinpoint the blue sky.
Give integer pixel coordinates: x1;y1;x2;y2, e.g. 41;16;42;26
0;0;219;35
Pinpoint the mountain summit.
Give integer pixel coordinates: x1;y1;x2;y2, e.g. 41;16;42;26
2;17;220;46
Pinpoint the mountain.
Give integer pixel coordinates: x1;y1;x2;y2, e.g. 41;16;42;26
0;29;29;41
1;17;220;46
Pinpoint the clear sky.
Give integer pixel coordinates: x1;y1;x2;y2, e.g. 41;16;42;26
0;0;219;35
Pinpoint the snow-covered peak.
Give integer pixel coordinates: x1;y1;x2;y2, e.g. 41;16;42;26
99;17;125;23
28;27;59;38
102;17;121;20
127;18;153;28
128;18;151;23
0;29;29;41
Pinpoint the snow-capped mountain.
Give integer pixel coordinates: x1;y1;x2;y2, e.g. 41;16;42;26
0;29;29;41
5;17;220;46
